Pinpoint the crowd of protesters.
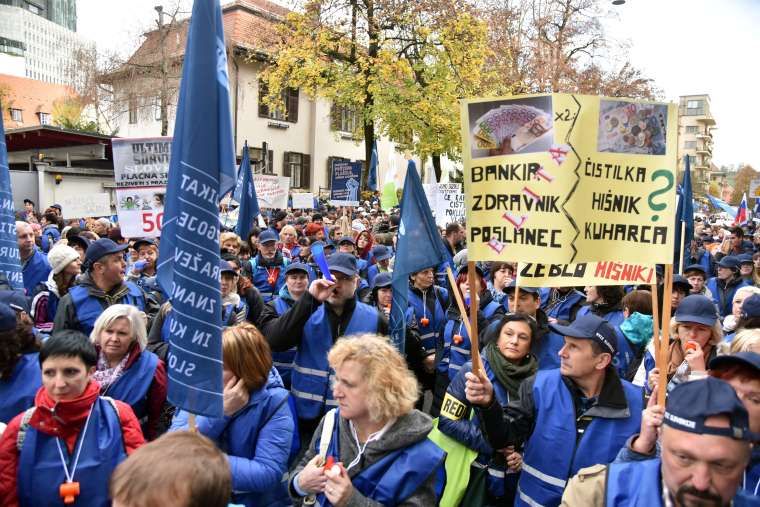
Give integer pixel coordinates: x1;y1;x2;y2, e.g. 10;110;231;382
1;197;760;506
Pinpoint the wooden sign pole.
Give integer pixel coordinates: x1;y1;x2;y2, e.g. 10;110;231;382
467;261;482;375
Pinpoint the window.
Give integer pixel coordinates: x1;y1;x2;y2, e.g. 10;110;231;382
331;104;360;133
685;99;705;116
38;112;51;125
128;96;137;124
10;108;22;122
153;97;162;121
684;141;697;149
685;126;699;134
249;146;274;174
258;81;298;123
686;100;701;109
282;152;311;189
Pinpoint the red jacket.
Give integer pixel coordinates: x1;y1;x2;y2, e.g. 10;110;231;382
0;381;144;507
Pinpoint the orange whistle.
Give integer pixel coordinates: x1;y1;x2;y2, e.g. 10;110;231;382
60;482;80;505
685;342;698;352
453;334;463;344
323;456;335;471
420;317;430;327
267;276;276;285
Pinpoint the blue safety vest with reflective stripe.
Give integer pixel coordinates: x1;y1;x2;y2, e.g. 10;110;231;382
315;409;446;506
480;358;514;498
271;296;296;389
17;397;127;507
249;255;289;302
605;458;663;506
407;287;447;356
102;350;159;423
291;302;379;420
517;369;643;507
542;289;584;323
438;318;471;382
69;282;145;336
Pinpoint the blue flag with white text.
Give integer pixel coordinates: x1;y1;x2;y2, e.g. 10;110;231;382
367;140;378;192
0;113;23;290
156;0;236;418
234;141;259;238
389;160;449;351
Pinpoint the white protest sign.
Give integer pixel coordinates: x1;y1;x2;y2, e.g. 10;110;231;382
254;175;290;209
60;193;112;219
292;192;314;209
423;183;464;227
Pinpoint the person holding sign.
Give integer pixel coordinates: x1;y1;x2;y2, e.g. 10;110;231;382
464;314;643;507
438;313;539;505
289;335;444;507
0;331;144;506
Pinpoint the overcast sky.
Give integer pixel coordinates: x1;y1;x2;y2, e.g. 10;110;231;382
76;0;760;169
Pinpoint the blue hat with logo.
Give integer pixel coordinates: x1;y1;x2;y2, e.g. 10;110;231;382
0;302;16;332
285;262;310;276
674;294;718;326
505;280;539;295
258;229;278;244
549;314;618;355
372;245;392;262
84;238;128;269
327;253;358;277
664;377;756;441
718;255;741;270
372;272;392;289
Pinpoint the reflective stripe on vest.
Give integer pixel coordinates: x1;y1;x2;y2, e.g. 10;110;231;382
271;297;296;388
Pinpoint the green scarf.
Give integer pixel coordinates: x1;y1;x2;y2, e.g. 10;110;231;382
484;341;538;399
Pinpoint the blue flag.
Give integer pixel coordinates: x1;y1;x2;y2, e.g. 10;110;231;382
674;156;695;271
0;113;23;290
389;160;449;351
707;194;737;218
156;0;236;418
234;141;259;238
367;140;378;192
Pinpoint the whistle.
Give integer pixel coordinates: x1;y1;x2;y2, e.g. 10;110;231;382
323;456;335;471
420;317;430;327
685;342;698;353
267;276;276;285
60;482;80;505
453;334;463;345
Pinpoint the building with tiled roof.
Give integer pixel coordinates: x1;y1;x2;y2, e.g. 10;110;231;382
0;73;76;128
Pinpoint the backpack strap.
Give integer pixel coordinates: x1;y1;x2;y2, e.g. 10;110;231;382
16;407;36;452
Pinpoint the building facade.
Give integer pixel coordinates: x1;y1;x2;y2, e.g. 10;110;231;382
0;72;74;129
0;0;92;85
677;94;716;194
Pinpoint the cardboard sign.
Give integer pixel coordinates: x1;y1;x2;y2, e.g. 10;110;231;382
292;192;315;209
517;261;656;287
461;94;678;264
424;183;464;227
254;175;289;209
59;193;112;219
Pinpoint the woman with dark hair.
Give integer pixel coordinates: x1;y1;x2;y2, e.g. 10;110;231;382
0;303;41;423
438;313;539;505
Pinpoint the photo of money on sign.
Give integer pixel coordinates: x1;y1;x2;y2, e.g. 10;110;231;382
468;95;554;159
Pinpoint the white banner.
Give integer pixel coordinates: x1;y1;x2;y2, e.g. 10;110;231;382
292;192;314;209
112;137;171;238
423;183;464;227
59;193;112;219
254;175;290;209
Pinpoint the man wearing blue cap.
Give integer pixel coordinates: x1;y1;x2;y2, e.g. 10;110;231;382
562;377;755;506
366;244;392;287
16;221;51;296
465;314;643;507
245;229;289;302
53;238;157;335
684;263;713;300
706;255;750;318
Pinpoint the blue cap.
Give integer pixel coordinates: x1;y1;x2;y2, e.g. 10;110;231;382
50;203;62;211
684;264;707;277
219;260;236;275
718;256;741;270
67;235;90;252
338;236;355;245
664;377;755;441
285;262;310;276
0;302;16;332
372;272;392;289
258;229;278;244
672;275;691;293
741;294;760;320
0;289;31;314
549;314;618;355
84;238;128;269
674;294;718;326
505;280;539;295
738;253;754;265
327;253;358;276
709;352;760;374
372;245;392;262
133;238;157;251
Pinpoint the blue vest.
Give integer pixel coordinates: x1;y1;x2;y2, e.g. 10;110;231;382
707;277;750;318
517;370;643;507
101;350;159;423
22;249;51;296
291;302;379;420
271;297;296;389
69;282;145;336
605;458;663;506
482;300;501;322
480;359;514;498
534;329;565;370
407;287;447;355
17;397;127;507
439;318;471;382
0;352;41;424
249;255;288;302
315;410;446;507
542;289;585;322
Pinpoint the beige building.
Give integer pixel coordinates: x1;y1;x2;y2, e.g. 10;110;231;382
677;94;716;193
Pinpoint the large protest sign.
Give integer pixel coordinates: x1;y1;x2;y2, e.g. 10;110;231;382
59;193;112;219
0;113;23;290
424;183;465;227
517;261;656;287
112;137;171;238
461;94;677;264
254;175;289;208
292;192;315;209
330;160;362;206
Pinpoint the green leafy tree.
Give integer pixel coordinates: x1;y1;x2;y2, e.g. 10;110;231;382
730;165;758;205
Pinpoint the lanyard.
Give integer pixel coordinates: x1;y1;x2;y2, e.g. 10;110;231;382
55;405;94;484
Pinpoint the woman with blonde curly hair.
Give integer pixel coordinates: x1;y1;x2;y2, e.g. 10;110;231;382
290;334;445;507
